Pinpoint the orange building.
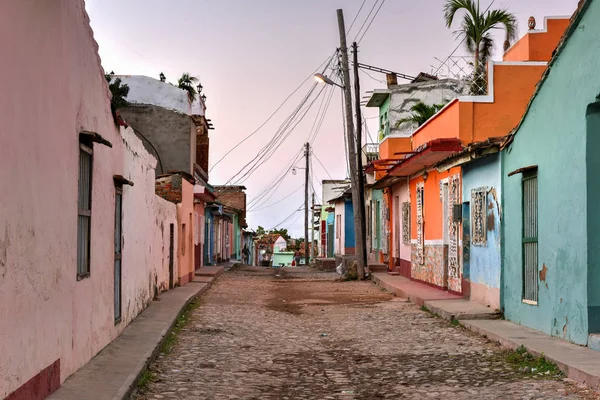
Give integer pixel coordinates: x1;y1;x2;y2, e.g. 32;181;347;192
369;15;569;302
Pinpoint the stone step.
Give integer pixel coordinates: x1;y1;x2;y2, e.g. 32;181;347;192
589;334;600;352
368;263;388;273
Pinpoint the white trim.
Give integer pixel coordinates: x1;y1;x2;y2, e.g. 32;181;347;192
409;239;463;246
522;299;538;306
379;132;411;144
504;16;570;54
459;61;548;103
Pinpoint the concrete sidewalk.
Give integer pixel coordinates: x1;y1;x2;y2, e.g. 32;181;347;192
372;273;500;320
372;272;600;391
462;320;600;391
49;266;224;400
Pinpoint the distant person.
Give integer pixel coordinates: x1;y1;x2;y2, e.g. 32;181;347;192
293;250;301;266
242;245;250;264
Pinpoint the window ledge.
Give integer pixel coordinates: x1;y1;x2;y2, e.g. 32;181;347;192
522;299;538;306
77;273;90;281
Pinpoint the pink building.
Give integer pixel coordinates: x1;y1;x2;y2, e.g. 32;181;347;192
0;2;180;398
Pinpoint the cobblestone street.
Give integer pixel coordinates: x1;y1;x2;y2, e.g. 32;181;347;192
135;266;599;400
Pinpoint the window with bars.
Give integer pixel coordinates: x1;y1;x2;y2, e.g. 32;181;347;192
77;138;93;278
522;173;538;304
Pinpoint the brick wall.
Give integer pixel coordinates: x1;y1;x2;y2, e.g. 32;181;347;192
214;186;246;214
155;174;183;204
196;124;209;177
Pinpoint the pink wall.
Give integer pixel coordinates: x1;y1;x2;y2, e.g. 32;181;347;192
0;2;184;397
177;179;195;285
121;126;178;321
0;1;126;396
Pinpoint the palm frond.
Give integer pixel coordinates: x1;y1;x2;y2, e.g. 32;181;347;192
443;0;479;29
178;72;199;102
483;9;518;43
395;101;448;128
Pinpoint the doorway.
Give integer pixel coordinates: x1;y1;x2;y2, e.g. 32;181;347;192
169;223;174;289
441;182;450;289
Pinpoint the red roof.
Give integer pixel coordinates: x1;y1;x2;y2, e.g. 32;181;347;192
388;138;463;177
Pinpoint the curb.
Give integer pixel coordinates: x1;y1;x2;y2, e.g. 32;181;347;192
371;274;426;306
123;274;220;399
460;321;600;392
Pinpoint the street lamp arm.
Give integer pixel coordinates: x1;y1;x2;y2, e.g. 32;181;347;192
314;73;345;89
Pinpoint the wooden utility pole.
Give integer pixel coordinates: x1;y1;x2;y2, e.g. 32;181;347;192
337;9;365;279
304;142;310;266
352;41;368;270
311;192;315;260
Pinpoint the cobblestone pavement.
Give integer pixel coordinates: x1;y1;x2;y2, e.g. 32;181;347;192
135;266;599;400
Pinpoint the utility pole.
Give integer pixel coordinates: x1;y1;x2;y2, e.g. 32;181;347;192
352;41;368;270
337;9;365;279
311;192;315;260
304;142;310;266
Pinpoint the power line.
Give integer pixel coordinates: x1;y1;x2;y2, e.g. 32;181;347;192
271;202;304;229
353;0;380;43
248;183;304;212
308;75;339;145
210;51;336;172
359;68;385;83
247;146;304;209
346;0;368;36
312;150;334;180
357;0;387;44
226;83;326;185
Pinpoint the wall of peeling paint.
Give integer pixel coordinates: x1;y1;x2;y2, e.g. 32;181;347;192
1;1;122;396
462;153;501;309
502;0;600;345
121;126;178;323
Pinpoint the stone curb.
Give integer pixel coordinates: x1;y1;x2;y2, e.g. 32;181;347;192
124;274;220;399
461;320;600;392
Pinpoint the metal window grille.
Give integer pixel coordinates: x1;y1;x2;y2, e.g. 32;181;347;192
402;202;411;245
471;187;487;246
522;173;538;304
77;143;93;277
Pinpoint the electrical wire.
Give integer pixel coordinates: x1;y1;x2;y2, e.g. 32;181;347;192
357;0;387;44
227;52;339;184
226;83;326;185
210;51;336;173
247;146;304;209
270;202;304;229
248;184;304;213
359;68;385;83
346;0;368;36
312;150;334;181
353;0;380;43
308;75;338;145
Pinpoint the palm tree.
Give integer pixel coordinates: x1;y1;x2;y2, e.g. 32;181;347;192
396;101;446;128
443;0;517;77
177;72;199;102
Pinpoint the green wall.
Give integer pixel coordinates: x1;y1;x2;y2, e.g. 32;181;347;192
501;0;599;345
379;96;391;140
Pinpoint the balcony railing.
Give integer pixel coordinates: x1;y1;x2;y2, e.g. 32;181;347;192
430;56;488;96
362;143;380;165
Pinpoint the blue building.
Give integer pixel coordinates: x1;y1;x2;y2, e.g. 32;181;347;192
501;0;600;345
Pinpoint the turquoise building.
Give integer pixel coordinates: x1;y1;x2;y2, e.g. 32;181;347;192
502;0;600;345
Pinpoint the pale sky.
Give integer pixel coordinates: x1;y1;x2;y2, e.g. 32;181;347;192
86;0;577;238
